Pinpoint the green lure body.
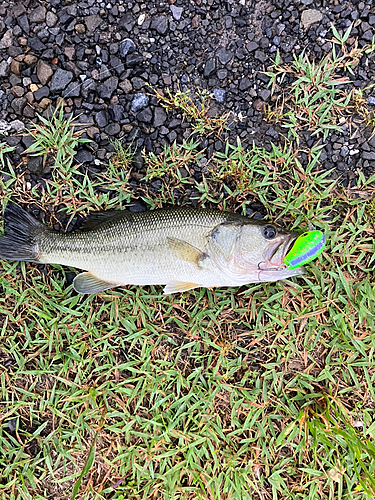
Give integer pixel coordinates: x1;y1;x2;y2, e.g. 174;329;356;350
284;230;325;269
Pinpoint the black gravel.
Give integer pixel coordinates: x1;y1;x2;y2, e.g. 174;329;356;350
1;0;375;196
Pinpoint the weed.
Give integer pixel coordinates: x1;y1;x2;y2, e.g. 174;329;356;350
265;24;375;141
143;138;202;181
23;105;92;175
109;138;137;171
350;85;375;131
209;138;297;198
365;197;375;220
151;86;230;136
0;142;16;169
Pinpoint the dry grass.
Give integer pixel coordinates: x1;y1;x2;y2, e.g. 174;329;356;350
1;32;375;499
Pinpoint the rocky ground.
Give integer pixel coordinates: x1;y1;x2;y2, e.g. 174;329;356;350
1;3;375;498
0;0;375;198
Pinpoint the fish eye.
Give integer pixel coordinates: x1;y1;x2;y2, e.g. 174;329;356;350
263;225;277;240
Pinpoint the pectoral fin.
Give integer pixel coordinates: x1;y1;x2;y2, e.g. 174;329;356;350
167;237;206;267
163;281;200;294
73;272;118;294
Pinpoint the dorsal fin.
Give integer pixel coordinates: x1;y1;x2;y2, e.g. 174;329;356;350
80;210;132;231
159;204;194;210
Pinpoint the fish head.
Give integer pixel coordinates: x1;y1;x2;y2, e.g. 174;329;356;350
208;221;305;284
236;222;305;282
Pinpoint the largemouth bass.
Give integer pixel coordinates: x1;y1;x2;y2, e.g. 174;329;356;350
0;202;304;294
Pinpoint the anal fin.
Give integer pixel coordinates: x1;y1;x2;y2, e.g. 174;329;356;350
163;281;200;295
73;272;118;294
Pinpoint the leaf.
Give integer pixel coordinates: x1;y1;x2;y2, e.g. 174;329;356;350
70;431;99;500
342;24;353;43
337;266;353;299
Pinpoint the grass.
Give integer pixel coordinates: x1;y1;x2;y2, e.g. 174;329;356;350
108;139;137;172
1;31;375;500
0;142;16;170
143;138;203;182
265;24;375;141
150;87;230;137
23;105;92;175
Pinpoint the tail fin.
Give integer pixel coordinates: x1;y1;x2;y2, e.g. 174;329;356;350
0;202;45;263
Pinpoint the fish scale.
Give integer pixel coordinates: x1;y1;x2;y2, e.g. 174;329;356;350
42;208;234;287
0;203;305;294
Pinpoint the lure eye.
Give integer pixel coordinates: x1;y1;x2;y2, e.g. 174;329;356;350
263;225;277;240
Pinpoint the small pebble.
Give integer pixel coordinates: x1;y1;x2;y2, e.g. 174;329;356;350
131;93;149;113
119;38;136;58
213;88;226;103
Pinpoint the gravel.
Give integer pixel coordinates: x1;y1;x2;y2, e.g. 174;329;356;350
50;69;73;92
0;60;9;77
217;48;233;65
119;38;136;58
97;76;118;99
204;58;216;77
0;0;374;191
301;9;323;29
131;93;149;113
36;60;53;86
170;5;183;21
153;107;167;128
213;88;226;103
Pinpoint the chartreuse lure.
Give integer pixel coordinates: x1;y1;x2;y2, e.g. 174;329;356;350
284;230;325;269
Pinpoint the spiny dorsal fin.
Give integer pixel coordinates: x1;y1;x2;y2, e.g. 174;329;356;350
163;281;200;295
73;271;118;294
166;237;206;267
80;210;133;231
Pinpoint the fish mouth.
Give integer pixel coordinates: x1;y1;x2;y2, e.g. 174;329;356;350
257;233;305;282
283;233;299;260
267;233;299;267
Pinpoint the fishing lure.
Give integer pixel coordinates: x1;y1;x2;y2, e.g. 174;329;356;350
284;230;325;269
